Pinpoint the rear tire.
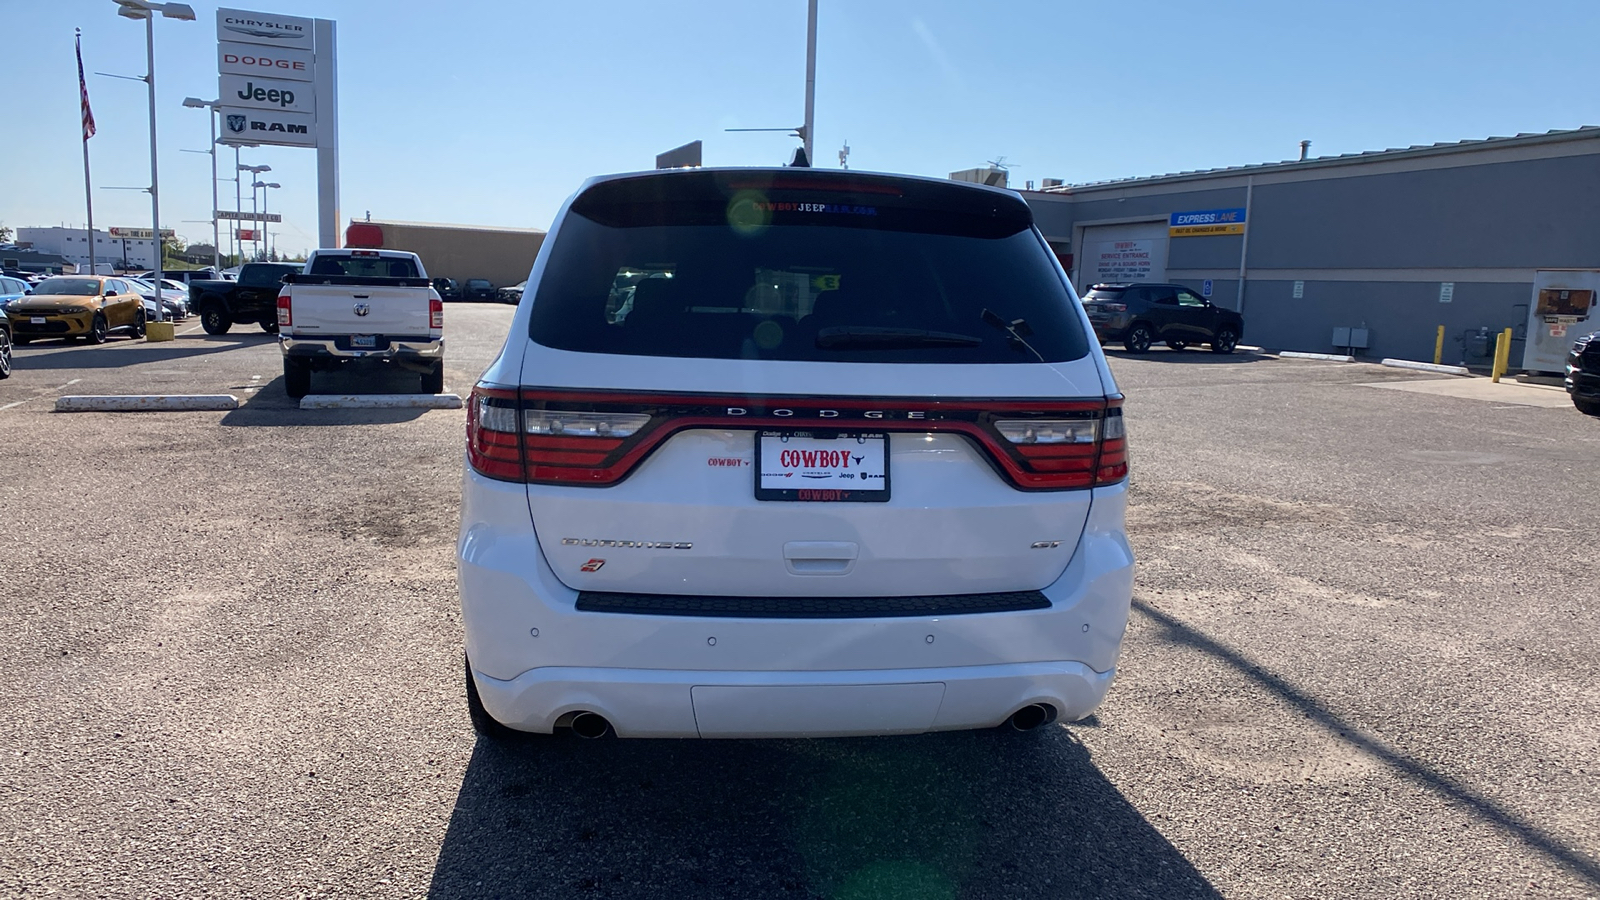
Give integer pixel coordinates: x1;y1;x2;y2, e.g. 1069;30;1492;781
1211;327;1239;354
421;361;444;394
200;304;231;335
131;309;146;339
1575;397;1600;417
1123;323;1153;354
465;654;517;741
0;328;12;379
283;358;311;399
88;314;108;345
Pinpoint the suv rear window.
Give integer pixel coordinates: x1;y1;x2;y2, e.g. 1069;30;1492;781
308;255;419;279
528;171;1090;364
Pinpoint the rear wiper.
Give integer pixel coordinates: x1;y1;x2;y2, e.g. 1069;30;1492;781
980;308;1044;361
815;326;983;350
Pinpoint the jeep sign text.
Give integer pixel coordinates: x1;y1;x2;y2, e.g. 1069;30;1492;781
219;74;314;114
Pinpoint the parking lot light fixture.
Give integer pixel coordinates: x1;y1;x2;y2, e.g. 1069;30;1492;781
254;182;281;258
183;97;221;269
113;0;195;322
239;164;270;260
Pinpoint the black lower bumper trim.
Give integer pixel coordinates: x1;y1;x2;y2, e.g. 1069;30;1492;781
575;589;1051;618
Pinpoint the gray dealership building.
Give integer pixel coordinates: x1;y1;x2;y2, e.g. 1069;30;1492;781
1020;126;1600;368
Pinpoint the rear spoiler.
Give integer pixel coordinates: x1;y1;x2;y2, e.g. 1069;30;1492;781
282;273;430;287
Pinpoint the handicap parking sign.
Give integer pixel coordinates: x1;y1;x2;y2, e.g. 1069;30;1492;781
1202;279;1213;297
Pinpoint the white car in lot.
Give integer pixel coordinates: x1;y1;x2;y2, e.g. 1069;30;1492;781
458;167;1134;740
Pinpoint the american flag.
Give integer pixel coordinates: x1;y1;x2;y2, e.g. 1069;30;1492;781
77;32;96;141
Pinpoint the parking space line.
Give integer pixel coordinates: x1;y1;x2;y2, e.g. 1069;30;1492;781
0;401;25;412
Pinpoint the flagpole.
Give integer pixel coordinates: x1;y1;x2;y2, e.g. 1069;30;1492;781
77;29;96;275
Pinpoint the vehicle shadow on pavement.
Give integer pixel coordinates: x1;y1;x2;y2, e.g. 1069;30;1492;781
8;339;252;370
1133;599;1600;892
219;374;434;426
427;727;1221;900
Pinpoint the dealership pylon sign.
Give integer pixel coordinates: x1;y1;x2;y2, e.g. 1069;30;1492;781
215;8;341;248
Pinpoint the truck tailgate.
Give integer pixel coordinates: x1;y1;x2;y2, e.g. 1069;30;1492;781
289;284;431;335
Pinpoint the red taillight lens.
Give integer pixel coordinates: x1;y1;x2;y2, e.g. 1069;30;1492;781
430;294;443;329
1095;401;1128;484
276;289;291;326
466;386;523;481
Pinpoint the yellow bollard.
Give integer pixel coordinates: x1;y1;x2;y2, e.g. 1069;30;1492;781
1434;325;1445;365
1490;327;1513;382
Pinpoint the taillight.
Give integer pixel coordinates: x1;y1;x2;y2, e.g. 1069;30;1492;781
429;294;443;329
1100;303;1127;312
466;387;522;480
465;387;1128;490
991;397;1126;489
276;289;291;326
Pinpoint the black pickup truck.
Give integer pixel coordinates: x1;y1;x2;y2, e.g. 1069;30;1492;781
188;262;301;335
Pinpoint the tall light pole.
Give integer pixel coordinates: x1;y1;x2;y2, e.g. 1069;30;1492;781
181;97;220;270
113;0;196;322
239;163;269;261
254;182;280;260
803;0;816;164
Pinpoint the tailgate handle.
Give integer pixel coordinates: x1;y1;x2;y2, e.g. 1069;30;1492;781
352;294;370;299
783;541;858;560
783;541;858;576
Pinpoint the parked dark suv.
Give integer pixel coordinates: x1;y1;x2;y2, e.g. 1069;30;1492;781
1568;330;1600;416
432;277;462;301
463;279;496;302
1082;282;1243;354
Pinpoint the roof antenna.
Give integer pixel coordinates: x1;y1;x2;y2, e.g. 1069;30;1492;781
839;139;850;170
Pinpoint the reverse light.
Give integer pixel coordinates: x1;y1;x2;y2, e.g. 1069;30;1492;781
995;419;1098;445
524;410;651;438
276;289;291;326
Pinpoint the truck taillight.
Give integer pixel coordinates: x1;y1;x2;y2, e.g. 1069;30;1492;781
276;289;291;326
430;295;443;329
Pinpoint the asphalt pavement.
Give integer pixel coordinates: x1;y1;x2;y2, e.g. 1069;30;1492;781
0;310;1595;898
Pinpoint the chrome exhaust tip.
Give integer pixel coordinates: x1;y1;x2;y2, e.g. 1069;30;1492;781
1007;704;1055;732
570;712;612;739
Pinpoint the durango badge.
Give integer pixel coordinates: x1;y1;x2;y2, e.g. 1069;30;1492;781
580;558;606;573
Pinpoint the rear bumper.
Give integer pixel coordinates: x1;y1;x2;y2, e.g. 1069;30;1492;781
458;472;1135;738
280;335;443;361
472;660;1112;738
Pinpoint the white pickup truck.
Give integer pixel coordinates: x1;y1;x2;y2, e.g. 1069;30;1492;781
276;249;444;398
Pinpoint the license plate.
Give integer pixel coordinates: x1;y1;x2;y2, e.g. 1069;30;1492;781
31;317;45;324
755;430;890;502
350;334;376;348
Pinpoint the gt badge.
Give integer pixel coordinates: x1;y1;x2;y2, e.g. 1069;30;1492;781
580;558;606;573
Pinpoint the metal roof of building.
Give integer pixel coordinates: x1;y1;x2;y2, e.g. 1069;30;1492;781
1037;126;1600;194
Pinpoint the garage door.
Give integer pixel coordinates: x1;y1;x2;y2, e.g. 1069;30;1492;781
1076;221;1169;292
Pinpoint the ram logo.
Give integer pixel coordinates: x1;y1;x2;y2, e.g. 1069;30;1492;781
226;114;247;134
353;303;370;317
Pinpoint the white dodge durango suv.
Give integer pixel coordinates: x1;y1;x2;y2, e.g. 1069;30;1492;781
458;167;1134;740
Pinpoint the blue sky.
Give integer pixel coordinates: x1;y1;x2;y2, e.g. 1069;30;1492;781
5;0;1598;256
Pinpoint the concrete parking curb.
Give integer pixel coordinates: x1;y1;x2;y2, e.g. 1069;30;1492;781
55;395;240;412
1279;351;1355;362
1380;359;1471;376
299;393;464;410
